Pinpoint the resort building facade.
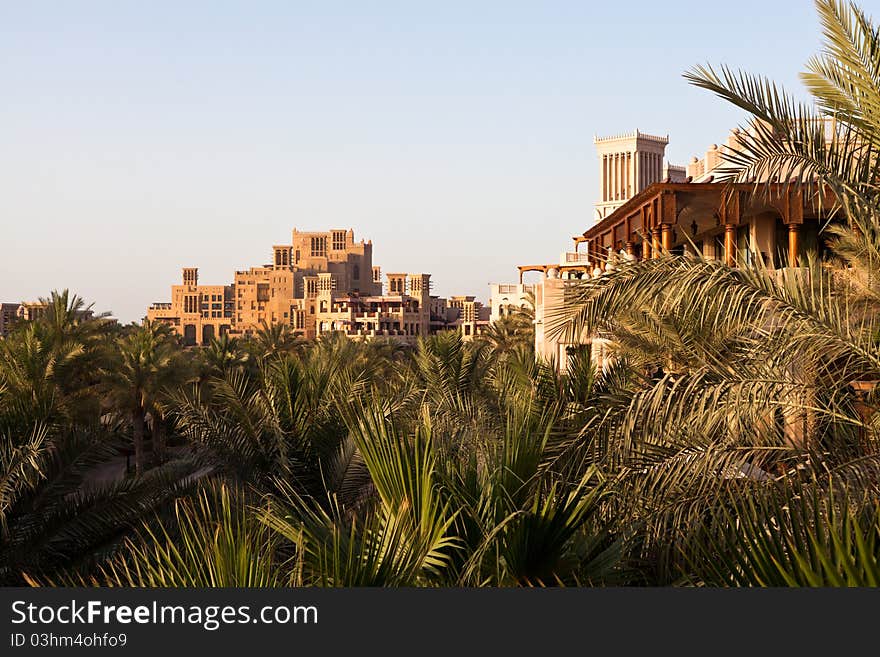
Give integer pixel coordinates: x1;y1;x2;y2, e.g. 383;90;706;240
517;127;831;369
147;228;485;346
145;267;235;346
488;283;535;323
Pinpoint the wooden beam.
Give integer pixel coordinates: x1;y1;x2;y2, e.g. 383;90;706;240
788;188;804;225
661;190;676;226
719;190;741;226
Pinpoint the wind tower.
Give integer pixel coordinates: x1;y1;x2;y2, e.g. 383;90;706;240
593;130;671;223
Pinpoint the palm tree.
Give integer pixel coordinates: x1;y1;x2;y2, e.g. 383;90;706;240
0;324;82;434
36;482;285;587
98;321;630;588
480;315;533;356
260;383;626;587
482;290;536;356
0;422;198;585
683;477;880;586
246;321;302;362
550;0;880;584
2;291;114;427
412;331;493;422
169;346;364;493
101;320;181;475
201;334;248;377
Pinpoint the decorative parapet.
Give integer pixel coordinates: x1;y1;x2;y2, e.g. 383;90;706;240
562;252;590;264
594;130;669;144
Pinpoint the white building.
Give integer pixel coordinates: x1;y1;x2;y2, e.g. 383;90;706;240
488;283;535;323
527;129;727;370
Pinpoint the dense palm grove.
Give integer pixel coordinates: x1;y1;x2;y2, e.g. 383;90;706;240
3;0;880;587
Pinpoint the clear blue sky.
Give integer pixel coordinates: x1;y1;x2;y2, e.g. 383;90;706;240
0;1;833;322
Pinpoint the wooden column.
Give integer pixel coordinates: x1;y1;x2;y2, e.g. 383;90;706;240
724;223;736;267
788;224;800;267
625;241;636;258
652;228;661;259
661;225;672;252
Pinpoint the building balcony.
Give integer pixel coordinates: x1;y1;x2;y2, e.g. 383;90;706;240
495;283;535;295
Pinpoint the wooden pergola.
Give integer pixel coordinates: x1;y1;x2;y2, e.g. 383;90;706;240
516;180;836;283
577;181;832;268
517;263;592;284
517;264;550;284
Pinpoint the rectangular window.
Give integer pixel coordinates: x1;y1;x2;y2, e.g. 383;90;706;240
332;230;346;251
310;237;327;257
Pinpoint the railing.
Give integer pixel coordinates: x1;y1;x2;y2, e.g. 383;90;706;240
562;252;590;264
496;284;535;294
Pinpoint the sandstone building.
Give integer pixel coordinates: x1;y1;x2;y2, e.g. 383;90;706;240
146;267;234;346
147;228;485;346
504;127;831;370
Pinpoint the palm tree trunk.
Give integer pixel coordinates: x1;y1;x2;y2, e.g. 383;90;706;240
152;415;165;465
132;407;145;476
